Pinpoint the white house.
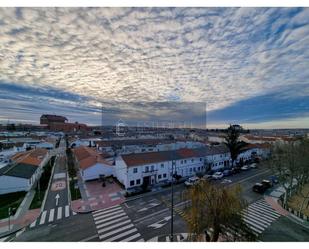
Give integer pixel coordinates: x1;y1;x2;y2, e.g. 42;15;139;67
0;148;49;195
73;146;115;181
115;145;231;189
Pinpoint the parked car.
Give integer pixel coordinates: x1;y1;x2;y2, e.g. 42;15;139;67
221;179;232;184
269;175;279;184
203;174;213;180
231;167;241;174
241;165;250;171
261;179;272;189
184;176;200;187
125;186;144;197
249;163;257;169
223;169;232;176
252;183;267;193
212;172;224;180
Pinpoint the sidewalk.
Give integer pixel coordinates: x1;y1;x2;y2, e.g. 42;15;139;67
71;173;125;213
0;189;40;237
265;186;309;228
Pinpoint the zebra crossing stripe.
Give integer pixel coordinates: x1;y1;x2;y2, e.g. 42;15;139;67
120;232;142;242
243;214;269;228
94;209;124;221
93;205;120;214
93;206;122;217
39;211;47;225
48;209;55;222
99;224;134;240
252;202;279;213
243;218;265;233
65;205;70;217
57;207;62;220
247;206;280;219
98;219;131;234
97;216;129;229
30;220;37;228
95;212;127;225
242;209;275;224
104;228;138;242
136;238;145;242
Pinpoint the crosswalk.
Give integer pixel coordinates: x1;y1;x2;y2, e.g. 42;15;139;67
241;199;281;235
148;233;188;242
92;205;144;242
29;205;77;229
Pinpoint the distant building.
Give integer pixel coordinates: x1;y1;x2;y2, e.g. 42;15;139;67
40;114;89;133
40;114;68;125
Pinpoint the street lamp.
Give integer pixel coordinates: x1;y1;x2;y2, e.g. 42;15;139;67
170;159;174;242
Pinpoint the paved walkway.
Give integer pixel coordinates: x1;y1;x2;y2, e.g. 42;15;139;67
0;189;40;237
71;174;125;213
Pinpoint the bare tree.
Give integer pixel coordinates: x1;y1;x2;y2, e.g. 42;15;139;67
184;180;255;242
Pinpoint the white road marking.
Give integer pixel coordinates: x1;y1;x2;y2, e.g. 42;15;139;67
93;205;120;214
95;213;127;225
57;206;62;220
93;206;122;217
104;228;137;242
65;205;70;217
121;233;141;242
48;209;55;222
30;219;37;228
99;224;134;240
94;209;124;221
96;216;129;229
98;219;131;234
39;211;47;225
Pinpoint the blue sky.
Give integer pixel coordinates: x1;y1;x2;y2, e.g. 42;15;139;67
0;7;308;128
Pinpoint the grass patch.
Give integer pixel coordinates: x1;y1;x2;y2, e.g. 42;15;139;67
288;183;309;216
70;180;81;201
0;191;26;219
29;189;46;209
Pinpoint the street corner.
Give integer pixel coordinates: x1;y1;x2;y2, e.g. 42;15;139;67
264;196;289;216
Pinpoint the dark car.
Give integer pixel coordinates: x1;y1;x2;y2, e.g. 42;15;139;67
125;186;144;197
252;183;267;194
223;169;232;176
231;167;241;174
269;175;279;184
261;180;272;189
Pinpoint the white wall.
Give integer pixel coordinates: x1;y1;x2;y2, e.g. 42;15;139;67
0;175;30;195
81;163;115;181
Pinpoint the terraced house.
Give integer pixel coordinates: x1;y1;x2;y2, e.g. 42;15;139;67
0;148;50;194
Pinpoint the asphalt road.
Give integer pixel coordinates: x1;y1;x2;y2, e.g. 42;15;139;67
13;164;309;242
43;153;69;210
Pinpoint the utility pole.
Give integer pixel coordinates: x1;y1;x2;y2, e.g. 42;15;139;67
8;207;11;232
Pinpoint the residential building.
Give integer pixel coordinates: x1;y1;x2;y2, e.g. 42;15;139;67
0;148;49;195
73;146;114;181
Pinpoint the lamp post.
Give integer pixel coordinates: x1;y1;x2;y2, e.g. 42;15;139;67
170;159;174;242
8;207;11;232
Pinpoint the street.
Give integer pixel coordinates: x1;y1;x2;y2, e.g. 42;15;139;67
14;165;291;242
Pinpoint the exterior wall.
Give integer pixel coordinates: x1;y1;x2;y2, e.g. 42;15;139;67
81;163;115;181
118;156;206;189
205;152;231;171
0;175;30;195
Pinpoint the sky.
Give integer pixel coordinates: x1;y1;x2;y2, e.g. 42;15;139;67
0;7;308;128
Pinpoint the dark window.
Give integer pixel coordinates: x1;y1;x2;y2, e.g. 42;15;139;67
133;168;138;173
198;167;200;171
158;174;162;179
145;166;149;172
136;179;141;185
184;160;187;163
130;180;134;186
200;158;202;161
161;164;164;168
191;159;194;162
163;173;167;178
151;165;154;171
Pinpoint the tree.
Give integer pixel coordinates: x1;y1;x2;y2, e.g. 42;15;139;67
224;124;245;167
184;180;255;242
267;138;309;207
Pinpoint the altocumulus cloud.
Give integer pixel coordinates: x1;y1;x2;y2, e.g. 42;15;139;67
0;7;308;127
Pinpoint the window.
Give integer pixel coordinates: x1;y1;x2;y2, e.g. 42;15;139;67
198;167;200;171
191;159;194;162
158;174;162;179
145;166;149;172
172;161;176;166
200;158;202;161
163;173;167;178
193;168;196;172
181;160;183;164
136;179;141;185
190;168;192;172
133;168;138;173
130;180;134;186
161;163;164;168
184;160;187;163
151;165;154;171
